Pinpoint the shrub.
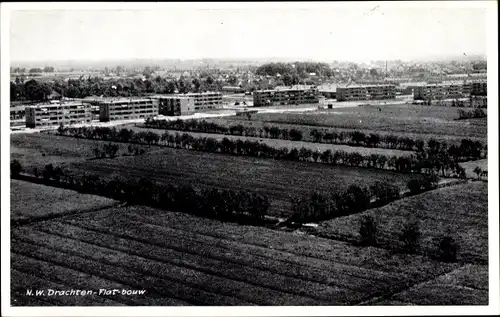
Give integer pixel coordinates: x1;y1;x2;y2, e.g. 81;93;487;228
42;164;54;181
436;236;459;262
359;215;377;246
11;160;22;177
370;181;400;204
341;185;371;215
407;174;438;194
399;220;421;252
407;178;424;194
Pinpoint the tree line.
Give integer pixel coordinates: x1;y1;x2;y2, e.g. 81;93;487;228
457;108;486;120
10;76;226;103
56;126;468;178
358;215;459;262
10;160;270;224
144;118;486;162
255;62;334;79
288;175;437;224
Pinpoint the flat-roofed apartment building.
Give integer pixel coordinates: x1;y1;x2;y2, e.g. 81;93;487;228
184;92;223;110
336;84;396;101
150;95;195;116
253;86;319;107
470;81;487;108
471;81;487;96
25;101;92;128
318;84;338;99
98;98;159;122
413;81;486;101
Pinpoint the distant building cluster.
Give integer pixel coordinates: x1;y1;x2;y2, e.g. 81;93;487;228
22;91;224;128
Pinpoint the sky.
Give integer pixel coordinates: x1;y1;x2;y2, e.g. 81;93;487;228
9;3;488;63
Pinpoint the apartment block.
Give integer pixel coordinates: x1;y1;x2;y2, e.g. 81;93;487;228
151;95;195;116
98;98;159;122
471;81;487;96
253;87;319;106
413;81;486;101
318;84;338;99
336;84;396;101
26;102;92;128
184;92;223;110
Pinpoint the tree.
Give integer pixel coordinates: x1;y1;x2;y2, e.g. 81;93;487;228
104;143;119;158
359;215;377;246
399;220;421;252
42;164;54;181
11;160;22;177
367;133;381;148
436;236;458;262
24;79;52;102
473;166;483;180
342;185;371;215
52;166;64;182
370;181;400;204
289;129;303;141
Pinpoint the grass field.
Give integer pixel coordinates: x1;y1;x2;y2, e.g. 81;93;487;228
10;133;136;172
63;146;418;218
229;105;487;140
11;205;465;306
128;125;413;157
374;264;488;305
317;182;488;263
11;180;117;223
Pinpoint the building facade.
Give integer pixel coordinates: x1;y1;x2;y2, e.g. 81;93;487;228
253;87;319;106
471;81;487;96
336;84;396;101
152;96;196;116
317;84;338;99
184;92;223;110
25;102;92;128
413;81;487;101
98;98;159;122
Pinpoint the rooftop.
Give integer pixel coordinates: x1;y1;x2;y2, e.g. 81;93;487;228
337;84;396;89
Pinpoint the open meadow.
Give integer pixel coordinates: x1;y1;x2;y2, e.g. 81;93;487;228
11;179;117;224
12;204;470;306
317;182;488;263
229;104;487;141
10;133;135;172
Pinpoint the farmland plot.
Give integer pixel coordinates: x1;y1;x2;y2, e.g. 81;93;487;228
372;264;488;305
11;180;117;223
10;133;133;172
65;147;417;217
318;182;488;263
11;205;462;306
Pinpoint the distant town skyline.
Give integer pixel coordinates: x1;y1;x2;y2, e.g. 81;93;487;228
8;2;488;64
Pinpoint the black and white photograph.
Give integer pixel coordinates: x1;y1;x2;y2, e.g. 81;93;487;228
1;1;498;316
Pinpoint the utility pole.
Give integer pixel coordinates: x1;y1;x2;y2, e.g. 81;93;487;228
385;60;388;82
